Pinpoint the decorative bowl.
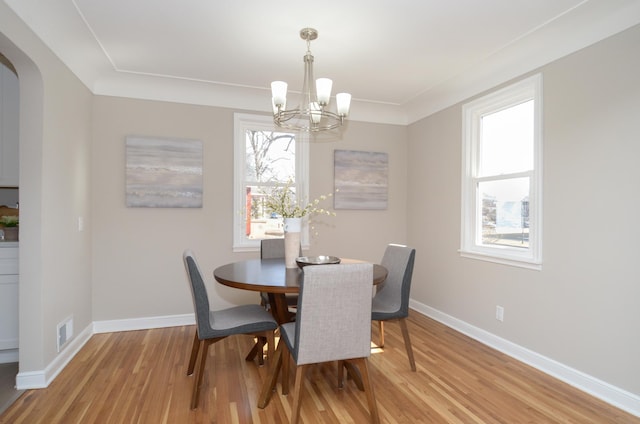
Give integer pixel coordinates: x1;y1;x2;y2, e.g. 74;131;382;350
295;255;341;268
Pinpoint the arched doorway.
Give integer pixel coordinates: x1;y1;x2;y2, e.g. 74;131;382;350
0;53;20;358
0;51;20;414
0;29;45;411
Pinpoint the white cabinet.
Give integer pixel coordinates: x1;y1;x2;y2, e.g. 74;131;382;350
0;62;19;187
0;245;18;362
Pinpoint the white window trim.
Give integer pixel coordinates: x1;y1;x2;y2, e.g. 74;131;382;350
233;113;309;252
460;74;543;270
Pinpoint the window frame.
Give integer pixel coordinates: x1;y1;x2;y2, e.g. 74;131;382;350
233;113;309;252
460;74;543;270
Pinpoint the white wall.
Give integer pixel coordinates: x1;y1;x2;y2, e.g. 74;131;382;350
407;24;640;397
90;97;408;321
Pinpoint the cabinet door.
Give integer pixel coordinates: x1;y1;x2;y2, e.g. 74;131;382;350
0;63;19;187
0;247;18;351
0;274;18;350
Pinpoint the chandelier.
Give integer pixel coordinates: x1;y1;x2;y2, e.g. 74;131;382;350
271;28;351;132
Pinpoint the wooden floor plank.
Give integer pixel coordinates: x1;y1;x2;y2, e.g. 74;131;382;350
1;312;638;423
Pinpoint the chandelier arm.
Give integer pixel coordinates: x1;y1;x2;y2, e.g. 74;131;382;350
274;109;345;132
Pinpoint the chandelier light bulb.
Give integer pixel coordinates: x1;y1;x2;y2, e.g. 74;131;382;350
336;93;352;117
316;78;333;106
271;81;288;107
272;97;286;114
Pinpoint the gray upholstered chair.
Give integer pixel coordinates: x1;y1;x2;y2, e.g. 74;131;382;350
259;238;300;311
372;244;417;371
260;237;287;259
265;263;380;424
183;250;278;409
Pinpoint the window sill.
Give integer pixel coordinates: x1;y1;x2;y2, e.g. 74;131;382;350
459;249;542;271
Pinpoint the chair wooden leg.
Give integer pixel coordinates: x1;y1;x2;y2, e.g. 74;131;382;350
245;338;261;363
191;339;210;410
282;343;291;395
258;340;284;409
337;360;345;388
378;321;385;348
343;361;365;391
290;364;309;424
266;330;275;362
245;333;273;365
187;331;200;376
352;358;380;424
399;318;416;371
257;337;265;366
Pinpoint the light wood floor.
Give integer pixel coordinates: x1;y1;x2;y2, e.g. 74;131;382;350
1;312;637;423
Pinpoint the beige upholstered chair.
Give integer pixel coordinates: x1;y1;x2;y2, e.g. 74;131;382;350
372;244;417;371
265;263;380;424
183;250;278;409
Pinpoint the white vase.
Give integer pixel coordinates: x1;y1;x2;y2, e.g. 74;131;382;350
283;217;302;269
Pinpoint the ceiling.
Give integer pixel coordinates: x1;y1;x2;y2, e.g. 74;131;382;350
5;0;640;125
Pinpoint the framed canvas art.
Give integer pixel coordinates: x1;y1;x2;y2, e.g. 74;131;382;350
125;136;203;208
334;149;388;210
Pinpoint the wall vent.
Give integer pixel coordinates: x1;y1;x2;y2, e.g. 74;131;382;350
56;316;74;352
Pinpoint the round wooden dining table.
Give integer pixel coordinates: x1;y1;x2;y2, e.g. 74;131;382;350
214;257;388;325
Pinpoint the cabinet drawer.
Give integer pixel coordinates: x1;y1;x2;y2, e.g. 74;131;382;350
0;276;18;350
0;246;18;259
0;246;18;275
0;259;18;275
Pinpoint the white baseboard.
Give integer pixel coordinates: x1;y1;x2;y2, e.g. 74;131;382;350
409;299;640;418
15;313;195;390
16;323;92;390
92;313;195;334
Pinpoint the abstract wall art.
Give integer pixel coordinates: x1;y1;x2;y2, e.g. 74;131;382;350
125;136;203;208
334;149;388;210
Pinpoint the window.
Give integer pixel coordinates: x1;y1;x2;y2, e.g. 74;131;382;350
233;113;309;251
461;75;542;269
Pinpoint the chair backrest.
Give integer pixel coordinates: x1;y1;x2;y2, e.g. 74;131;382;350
293;263;373;365
260;238;301;259
260;238;286;259
183;250;212;339
376;244;416;317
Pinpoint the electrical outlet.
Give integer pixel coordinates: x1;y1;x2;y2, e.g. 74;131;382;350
78;216;84;232
496;305;504;322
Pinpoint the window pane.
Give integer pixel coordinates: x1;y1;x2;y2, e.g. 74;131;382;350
243;130;297;240
245;130;296;183
479;178;529;248
234;113;309;250
244;185;286;239
480;100;533;176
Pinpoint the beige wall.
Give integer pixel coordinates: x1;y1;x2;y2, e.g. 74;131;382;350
0;2;93;373
91;97;408;320
407;24;640;395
